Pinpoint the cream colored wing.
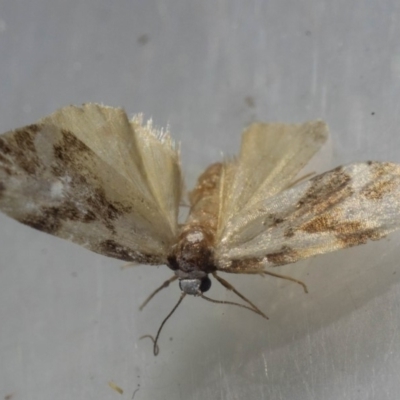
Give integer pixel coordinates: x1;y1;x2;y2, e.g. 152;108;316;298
217;121;328;239
215;162;400;270
0;104;183;264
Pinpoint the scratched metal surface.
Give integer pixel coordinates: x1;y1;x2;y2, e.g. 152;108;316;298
1;1;400;399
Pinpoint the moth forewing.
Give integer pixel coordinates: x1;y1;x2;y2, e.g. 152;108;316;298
0;104;181;264
215;162;400;271
46;104;182;239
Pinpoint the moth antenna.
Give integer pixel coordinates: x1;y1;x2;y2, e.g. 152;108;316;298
200;294;268;319
260;271;308;293
140;292;186;355
212;272;268;319
139;275;178;311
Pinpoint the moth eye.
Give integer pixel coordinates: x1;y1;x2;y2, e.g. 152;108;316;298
166;255;179;270
200;276;211;293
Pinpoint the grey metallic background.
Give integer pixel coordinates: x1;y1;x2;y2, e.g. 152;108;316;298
1;1;400;399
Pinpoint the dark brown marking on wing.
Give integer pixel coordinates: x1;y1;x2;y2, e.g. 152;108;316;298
0;125;130;235
370;161;398;177
86;187;132;224
301;213;384;250
266;246;300;266
99;239;135;261
51;130;132;234
284;227;295;238
98;239;159;264
362;179;396;200
296;166;352;214
0;165;12;176
21;210;62;234
59;129;92;154
301;214;361;234
20;201;98;235
52;129;92;173
336;228;384;248
24;123;41;133
0;125;42;175
0;140;14;176
361;162;399;201
0;137;12;155
221;257;264;272
13;125;41;175
0;181;5;197
1;124;142;259
0;152;12;167
300;212;384;248
14;126;38;151
262;214;285;227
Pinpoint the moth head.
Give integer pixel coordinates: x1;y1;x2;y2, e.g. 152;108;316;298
179;276;211;295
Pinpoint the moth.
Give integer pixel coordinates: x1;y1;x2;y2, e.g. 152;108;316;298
1;104;400;354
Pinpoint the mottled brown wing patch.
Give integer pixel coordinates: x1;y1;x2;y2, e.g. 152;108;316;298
0;124;42;175
300;214;360;234
0;104;183;265
361;162;399;200
260;214;285;227
300;213;384;248
20;203;96;235
296;166;353;213
336;228;384;248
1;127;131;237
215;162;400;271
218;246;302;271
98;240;160;264
265;246;300;266
0;181;5;197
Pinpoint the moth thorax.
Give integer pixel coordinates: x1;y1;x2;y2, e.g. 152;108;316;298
167;226;216;278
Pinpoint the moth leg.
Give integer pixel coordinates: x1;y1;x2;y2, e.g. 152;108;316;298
200;294;268;318
139;275;178;311
212;272;268;319
219;267;308;293
260;270;308;293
